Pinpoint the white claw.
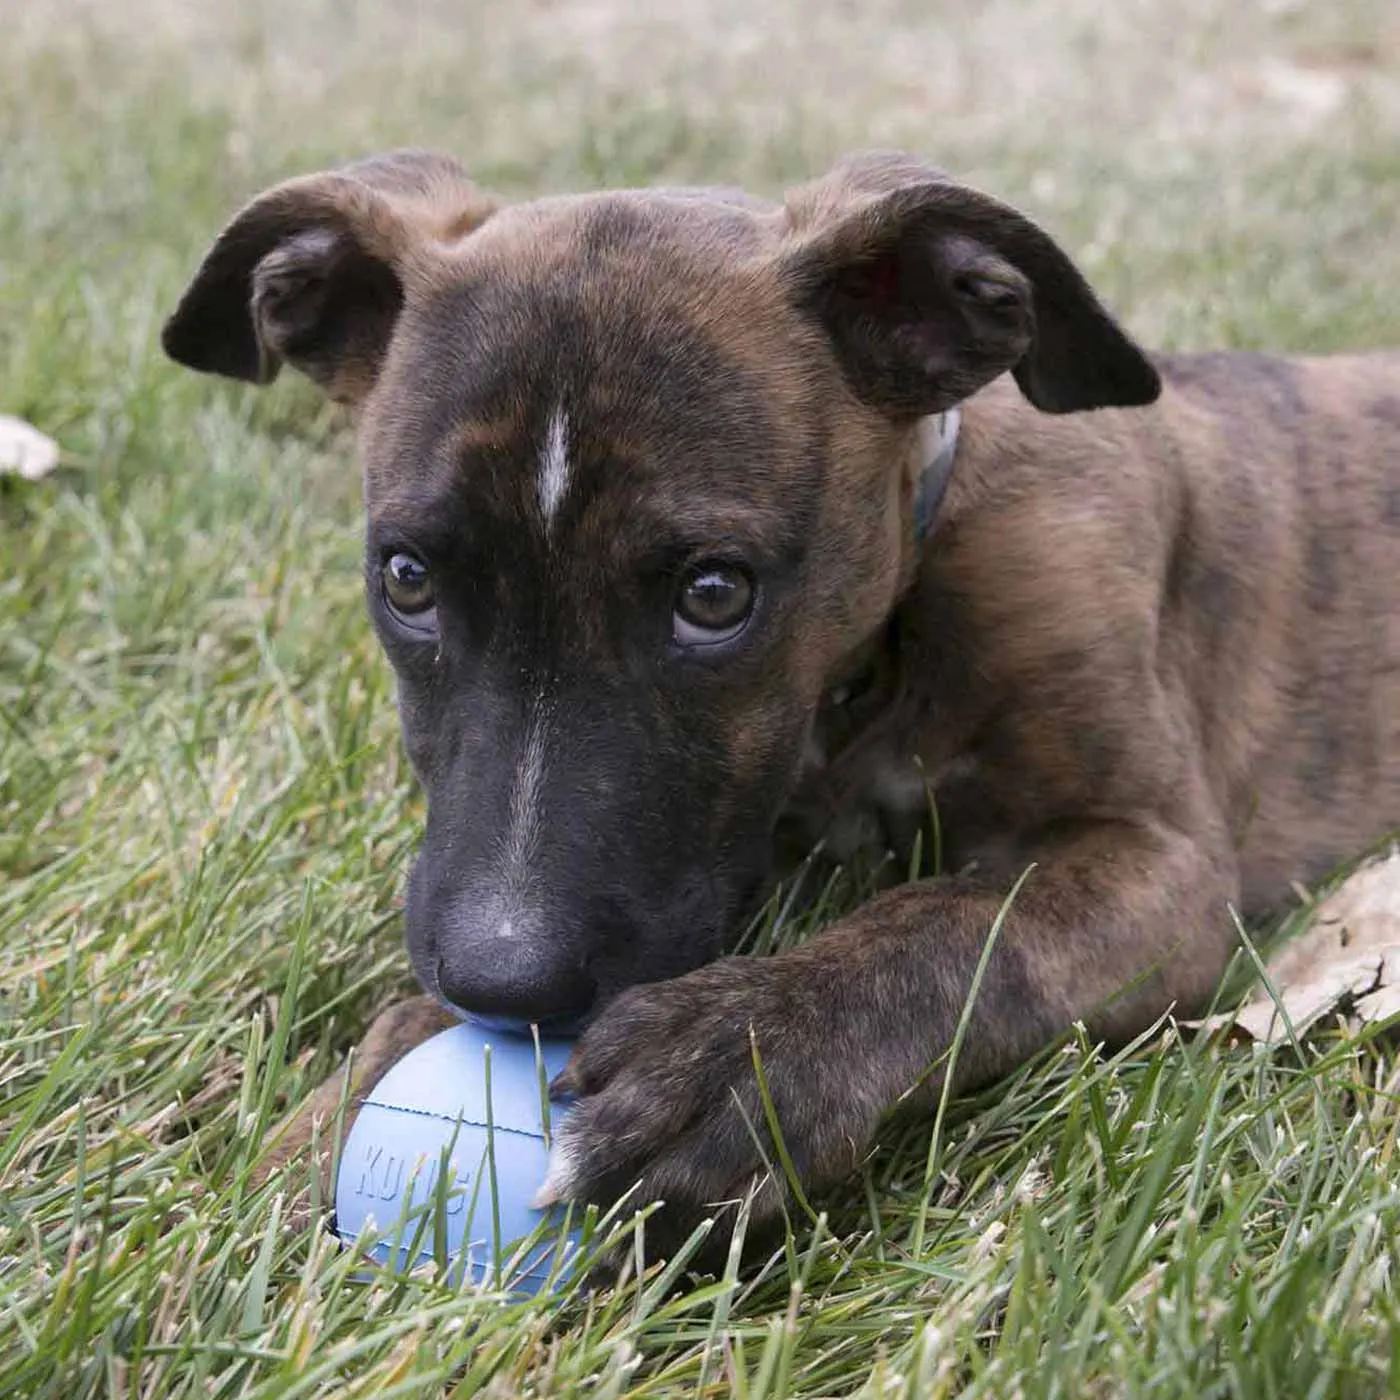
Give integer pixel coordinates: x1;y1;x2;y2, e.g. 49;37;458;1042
532;1135;579;1209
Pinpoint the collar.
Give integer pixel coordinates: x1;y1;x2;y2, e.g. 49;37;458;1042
913;405;962;540
821;407;962;720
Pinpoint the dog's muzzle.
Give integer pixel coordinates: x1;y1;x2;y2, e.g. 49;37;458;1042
434;919;597;1028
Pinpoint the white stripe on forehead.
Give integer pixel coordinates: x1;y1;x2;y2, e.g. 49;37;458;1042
538;407;571;529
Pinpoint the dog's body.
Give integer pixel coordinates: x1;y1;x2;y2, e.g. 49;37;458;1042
163;151;1400;1251
802;353;1400;919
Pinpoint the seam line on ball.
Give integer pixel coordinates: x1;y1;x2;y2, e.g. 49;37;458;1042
361;1099;557;1140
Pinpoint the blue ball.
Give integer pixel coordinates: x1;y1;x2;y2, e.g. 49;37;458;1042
334;1019;580;1294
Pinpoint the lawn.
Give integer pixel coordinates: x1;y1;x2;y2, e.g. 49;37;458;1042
3;1;1400;1395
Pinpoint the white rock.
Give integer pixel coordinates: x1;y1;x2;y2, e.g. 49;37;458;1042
0;415;61;480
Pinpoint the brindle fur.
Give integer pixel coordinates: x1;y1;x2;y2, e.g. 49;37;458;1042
164;150;1400;1260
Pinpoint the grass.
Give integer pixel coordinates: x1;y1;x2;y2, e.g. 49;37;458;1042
3;0;1400;1394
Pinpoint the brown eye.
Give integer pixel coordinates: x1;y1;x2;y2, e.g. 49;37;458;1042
673;562;754;646
383;552;435;618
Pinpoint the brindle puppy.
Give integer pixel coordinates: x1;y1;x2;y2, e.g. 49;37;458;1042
163;150;1400;1255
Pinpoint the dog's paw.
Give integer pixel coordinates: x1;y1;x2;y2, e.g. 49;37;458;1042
535;956;867;1261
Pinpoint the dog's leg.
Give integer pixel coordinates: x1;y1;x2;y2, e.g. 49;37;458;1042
539;819;1238;1250
250;995;456;1224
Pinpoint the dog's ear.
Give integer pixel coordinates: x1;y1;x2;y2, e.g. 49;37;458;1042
780;152;1160;416
162;150;498;405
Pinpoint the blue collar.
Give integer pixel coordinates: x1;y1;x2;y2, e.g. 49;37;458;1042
914;406;962;540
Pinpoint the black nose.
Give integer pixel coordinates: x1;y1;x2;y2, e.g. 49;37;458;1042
436;935;596;1027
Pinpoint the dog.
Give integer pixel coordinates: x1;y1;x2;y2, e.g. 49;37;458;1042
162;149;1400;1256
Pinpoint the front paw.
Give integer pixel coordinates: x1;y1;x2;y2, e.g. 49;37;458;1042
535;958;867;1263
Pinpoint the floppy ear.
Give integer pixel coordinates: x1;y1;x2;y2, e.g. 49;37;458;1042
161;150;498;405
780;152;1160;416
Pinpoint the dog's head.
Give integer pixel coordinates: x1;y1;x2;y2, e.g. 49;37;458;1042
164;149;1158;1025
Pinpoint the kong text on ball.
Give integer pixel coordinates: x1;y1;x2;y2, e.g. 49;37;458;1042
333;1018;580;1295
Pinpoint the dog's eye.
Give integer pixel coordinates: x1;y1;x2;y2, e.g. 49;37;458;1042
382;552;436;620
673;562;754;646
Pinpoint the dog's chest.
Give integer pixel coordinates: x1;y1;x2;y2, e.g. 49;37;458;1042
781;678;1010;882
782;682;946;872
